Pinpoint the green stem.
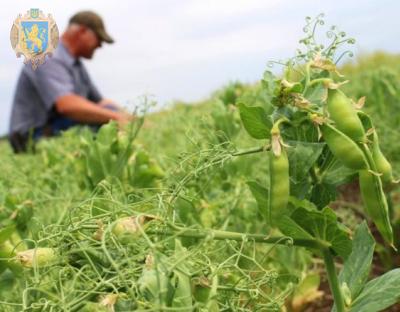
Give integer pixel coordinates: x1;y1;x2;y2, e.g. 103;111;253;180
302;62;312;95
231;145;270;157
309;166;320;184
318;147;335;178
359;143;375;171
272;117;290;134
322;248;345;312
149;225;331;250
308;77;332;88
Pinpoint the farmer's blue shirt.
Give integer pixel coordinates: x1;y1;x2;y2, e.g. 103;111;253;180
9;42;102;134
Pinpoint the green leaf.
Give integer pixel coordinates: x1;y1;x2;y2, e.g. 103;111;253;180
170;240;193;310
332;223;376;311
15;205;34;230
96;121;118;146
321;162;357;186
277;216;314;241
247;181;268;218
304;82;326;105
309;183;337;209
237;86;273;113
0;225;16;244
283;207;352;259
278;199;317;243
282;81;303;94
349;269;400;312
237;102;272;139
339;222;375;299
287;141;325;183
211;99;240;141
290;178;311;200
288;197;318;211
261;70;277;94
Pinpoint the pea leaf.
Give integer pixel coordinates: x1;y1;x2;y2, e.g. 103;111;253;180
336;222;375;308
96;121;118;146
261;70;277;95
247;181;268;219
0;225;16;244
282;80;303;94
290;178;311;200
349;269;400;312
309;183;337;209
287;141;325;182
288;197;318;211
304;82;326;105
277;215;314;241
320;155;358;186
280;207;352;259
237;102;272;139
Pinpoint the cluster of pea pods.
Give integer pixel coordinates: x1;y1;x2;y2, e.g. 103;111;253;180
267;71;395;247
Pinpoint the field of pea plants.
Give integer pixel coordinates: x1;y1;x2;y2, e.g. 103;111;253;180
1;15;400;311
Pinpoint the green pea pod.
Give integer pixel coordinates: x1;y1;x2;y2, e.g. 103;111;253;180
268;148;289;225
321;123;367;170
138;268;172;304
112;215;157;243
371;133;393;183
357;111;393;183
359;170;393;246
171;270;192;311
327;89;366;143
0;238;25;275
16;248;57;268
0;240;20;274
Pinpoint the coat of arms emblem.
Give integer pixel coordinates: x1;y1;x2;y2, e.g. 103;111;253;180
10;8;59;70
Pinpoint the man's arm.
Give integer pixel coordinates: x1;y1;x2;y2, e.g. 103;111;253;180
55;94;132;124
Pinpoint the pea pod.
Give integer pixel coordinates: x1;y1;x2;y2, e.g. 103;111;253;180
171;270;192;311
321;123;367;170
357;111;393;183
16;248;57;268
112;215;158;243
0;233;26;275
138;267;171;303
327;89;366;143
268;148;289;225
371;133;393;183
0;240;23;275
359;170;393;246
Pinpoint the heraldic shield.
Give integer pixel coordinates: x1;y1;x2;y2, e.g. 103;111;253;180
10;9;59;70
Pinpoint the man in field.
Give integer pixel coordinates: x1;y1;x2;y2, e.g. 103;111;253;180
9;11;132;153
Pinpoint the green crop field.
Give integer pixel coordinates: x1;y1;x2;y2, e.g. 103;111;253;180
1;16;400;312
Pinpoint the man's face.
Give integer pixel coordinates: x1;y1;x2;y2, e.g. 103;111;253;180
79;26;102;59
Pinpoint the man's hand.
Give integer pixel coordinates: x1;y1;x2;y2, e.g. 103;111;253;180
55;94;134;125
98;99;136;128
98;98;122;111
115;112;135;127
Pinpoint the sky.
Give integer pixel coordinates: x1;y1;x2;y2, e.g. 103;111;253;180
0;0;399;135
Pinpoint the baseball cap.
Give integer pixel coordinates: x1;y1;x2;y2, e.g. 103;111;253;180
69;10;114;44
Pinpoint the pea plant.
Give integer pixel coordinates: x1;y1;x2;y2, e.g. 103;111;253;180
233;14;400;311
